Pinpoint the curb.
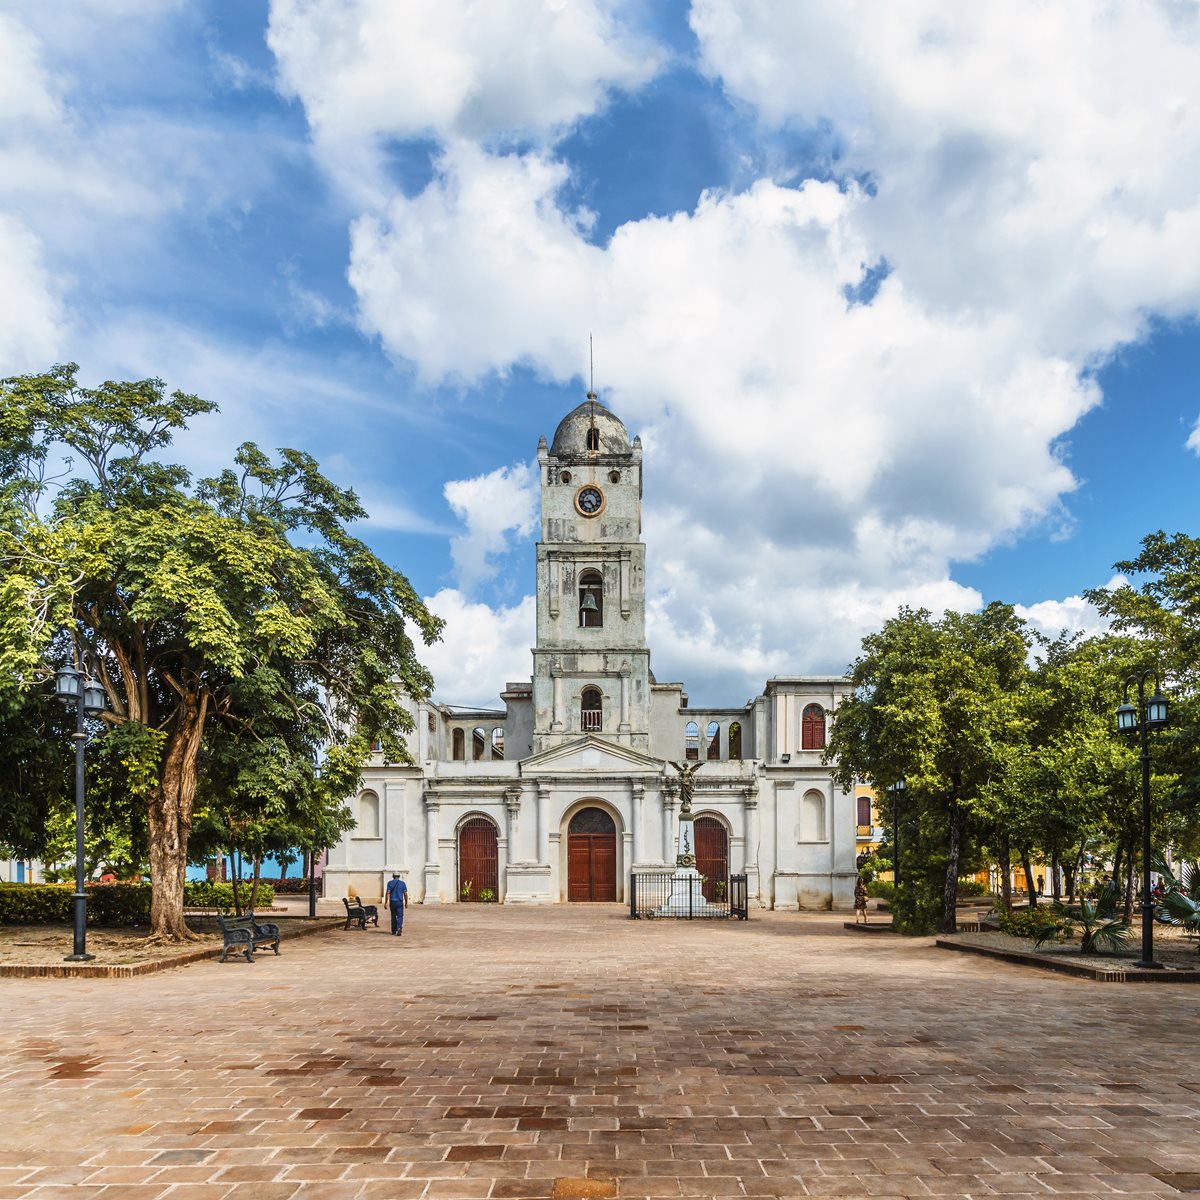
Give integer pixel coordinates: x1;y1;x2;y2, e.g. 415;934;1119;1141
0;918;342;980
936;937;1200;983
843;921;897;934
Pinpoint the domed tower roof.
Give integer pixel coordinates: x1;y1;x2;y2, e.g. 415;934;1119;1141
549;395;631;458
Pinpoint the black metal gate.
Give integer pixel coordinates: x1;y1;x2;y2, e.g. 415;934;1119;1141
629;871;749;919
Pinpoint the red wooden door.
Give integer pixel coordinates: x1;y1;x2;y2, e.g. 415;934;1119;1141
458;817;498;901
695;816;728;902
567;807;617;901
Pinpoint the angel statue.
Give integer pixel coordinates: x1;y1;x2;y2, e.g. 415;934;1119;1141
669;760;704;815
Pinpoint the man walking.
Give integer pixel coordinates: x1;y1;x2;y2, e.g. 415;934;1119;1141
385;872;408;936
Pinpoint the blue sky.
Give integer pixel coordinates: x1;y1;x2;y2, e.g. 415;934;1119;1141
1;1;1197;705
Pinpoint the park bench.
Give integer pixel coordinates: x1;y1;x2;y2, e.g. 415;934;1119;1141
218;912;281;962
342;896;379;930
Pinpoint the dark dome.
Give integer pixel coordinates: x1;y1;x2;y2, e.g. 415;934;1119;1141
549;397;631;457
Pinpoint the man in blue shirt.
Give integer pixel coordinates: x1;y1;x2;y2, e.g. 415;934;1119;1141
384;872;408;936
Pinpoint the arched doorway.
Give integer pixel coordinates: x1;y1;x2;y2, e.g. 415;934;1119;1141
695;816;729;902
458;816;499;902
567;807;617;902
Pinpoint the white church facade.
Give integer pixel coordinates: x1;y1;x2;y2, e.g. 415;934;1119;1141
325;397;858;910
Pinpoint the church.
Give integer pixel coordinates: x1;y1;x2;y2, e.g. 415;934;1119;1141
325;396;859;910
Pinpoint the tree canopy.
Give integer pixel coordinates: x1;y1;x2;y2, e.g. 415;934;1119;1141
0;365;442;939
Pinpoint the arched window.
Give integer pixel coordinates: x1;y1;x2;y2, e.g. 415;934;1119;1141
581;686;602;732
579;570;603;627
491;728;504;760
800;791;826;841
801;704;826;750
684;720;699;761
356;790;380;838
729;721;742;760
452;728;465;760
706;721;720;760
857;796;872;828
472;726;486;760
586;426;600;451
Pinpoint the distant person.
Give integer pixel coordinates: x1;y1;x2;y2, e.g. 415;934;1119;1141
854;877;869;924
1036;875;1044;895
385;872;408;936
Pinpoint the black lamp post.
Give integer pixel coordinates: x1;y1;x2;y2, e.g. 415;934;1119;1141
886;779;906;892
54;665;108;962
1116;671;1169;970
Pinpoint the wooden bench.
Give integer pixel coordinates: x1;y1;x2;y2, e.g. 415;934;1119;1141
217;912;281;962
342;896;380;930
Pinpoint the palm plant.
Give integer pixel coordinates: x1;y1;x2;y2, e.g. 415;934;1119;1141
1031;882;1129;955
1151;854;1200;952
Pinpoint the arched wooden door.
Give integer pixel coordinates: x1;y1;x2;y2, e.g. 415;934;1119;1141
695;816;729;902
458;817;499;902
567;807;617;902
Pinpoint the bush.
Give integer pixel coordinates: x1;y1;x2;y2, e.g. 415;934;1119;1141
257;876;313;894
184;880;275;910
866;880;895;900
998;906;1062;939
956;879;992;897
0;882;151;926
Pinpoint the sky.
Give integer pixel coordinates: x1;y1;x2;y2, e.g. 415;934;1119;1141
1;0;1198;707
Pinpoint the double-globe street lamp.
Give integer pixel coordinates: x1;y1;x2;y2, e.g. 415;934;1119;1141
54;665;108;962
1115;671;1169;970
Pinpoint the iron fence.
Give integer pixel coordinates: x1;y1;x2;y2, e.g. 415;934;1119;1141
629;871;749;919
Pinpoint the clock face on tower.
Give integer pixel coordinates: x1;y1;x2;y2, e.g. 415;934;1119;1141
575;485;605;517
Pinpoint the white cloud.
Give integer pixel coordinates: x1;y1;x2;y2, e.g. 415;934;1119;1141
260;0;1200;697
1015;577;1120;648
443;460;538;592
267;0;658;204
1188;417;1200;457
421;588;535;707
0;215;65;371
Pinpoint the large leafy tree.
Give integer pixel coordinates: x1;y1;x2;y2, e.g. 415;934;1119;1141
1;366;441;939
828;603;1031;933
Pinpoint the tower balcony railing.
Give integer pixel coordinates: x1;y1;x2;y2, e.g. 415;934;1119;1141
581;710;602;732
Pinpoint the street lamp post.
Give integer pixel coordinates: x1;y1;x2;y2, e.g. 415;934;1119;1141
54;665;108;962
1116;672;1169;970
886;779;906;893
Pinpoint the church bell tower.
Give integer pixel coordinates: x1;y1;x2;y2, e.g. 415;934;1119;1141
532;394;650;752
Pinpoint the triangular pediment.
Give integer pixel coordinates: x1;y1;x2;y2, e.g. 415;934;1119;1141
520;735;663;776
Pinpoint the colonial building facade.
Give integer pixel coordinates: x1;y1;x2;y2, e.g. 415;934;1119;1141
326;397;857;910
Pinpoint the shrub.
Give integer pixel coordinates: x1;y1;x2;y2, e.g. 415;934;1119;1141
956;879;992;897
866;880;894;900
997;906;1062;939
184;880;275;910
0;882;150;926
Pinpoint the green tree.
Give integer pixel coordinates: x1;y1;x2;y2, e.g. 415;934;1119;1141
828;603;1031;933
0;365;441;939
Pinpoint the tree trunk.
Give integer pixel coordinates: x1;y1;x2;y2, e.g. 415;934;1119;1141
1020;847;1037;908
941;799;963;934
997;832;1012;911
1123;848;1135;927
147;691;207;941
249;856;262;912
1112;843;1124;896
1070;835;1088;902
1051;849;1061;902
231;849;243;916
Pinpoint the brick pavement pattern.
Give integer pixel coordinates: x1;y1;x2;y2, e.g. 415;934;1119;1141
1;907;1197;1200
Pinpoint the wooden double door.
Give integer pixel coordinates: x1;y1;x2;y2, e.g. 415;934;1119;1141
567;807;617;902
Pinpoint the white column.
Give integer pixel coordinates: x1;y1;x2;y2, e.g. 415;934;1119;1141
548;551;560;620
619;662;631;734
630;780;644;865
620;550;631;619
743;783;760;907
422;792;441;903
662;785;678;864
497;835;509;903
505;787;522;863
536;781;551;865
550;661;564;733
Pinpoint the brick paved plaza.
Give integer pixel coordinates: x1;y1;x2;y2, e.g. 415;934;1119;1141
1;907;1198;1200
